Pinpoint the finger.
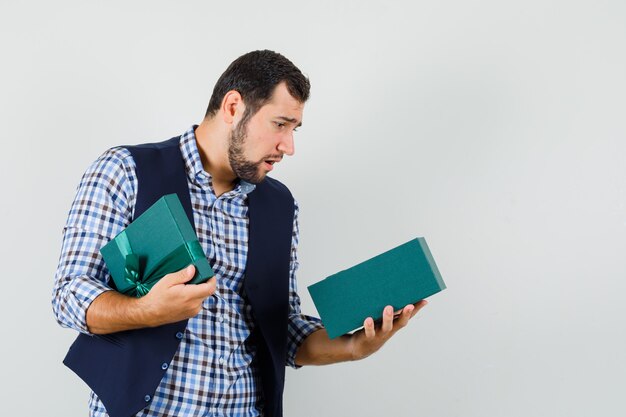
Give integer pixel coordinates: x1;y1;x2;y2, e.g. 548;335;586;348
381;305;394;333
162;264;196;286
395;304;414;328
185;276;217;299
364;317;375;338
410;300;428;318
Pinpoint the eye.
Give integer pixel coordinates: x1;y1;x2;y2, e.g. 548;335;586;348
274;121;299;132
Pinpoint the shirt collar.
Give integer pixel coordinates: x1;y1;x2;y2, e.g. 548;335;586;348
180;125;256;195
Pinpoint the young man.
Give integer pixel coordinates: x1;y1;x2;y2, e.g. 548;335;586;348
52;50;426;417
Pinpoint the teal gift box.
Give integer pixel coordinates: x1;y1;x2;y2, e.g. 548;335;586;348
100;194;215;297
308;237;446;339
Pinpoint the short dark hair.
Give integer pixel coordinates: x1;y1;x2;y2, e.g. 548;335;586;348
204;50;310;119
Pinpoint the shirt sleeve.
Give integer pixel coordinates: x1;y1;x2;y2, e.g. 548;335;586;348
51;147;137;335
285;200;325;369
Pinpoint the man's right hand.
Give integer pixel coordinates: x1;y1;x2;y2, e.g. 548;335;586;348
85;265;216;334
140;265;216;327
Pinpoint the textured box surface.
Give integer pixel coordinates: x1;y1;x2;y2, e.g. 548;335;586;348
100;194;214;296
308;237;445;339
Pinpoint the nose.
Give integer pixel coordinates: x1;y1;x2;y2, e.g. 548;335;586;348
277;132;295;156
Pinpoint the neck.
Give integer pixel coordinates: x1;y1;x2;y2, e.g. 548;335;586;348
194;118;237;196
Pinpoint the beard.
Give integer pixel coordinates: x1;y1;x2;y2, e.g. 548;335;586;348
227;116;268;184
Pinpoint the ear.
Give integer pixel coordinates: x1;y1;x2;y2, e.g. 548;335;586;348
220;90;245;125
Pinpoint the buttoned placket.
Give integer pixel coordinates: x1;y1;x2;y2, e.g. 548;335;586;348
187;159;255;415
208;190;236;394
212;196;231;384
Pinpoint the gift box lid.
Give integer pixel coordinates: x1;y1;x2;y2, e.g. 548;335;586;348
100;194;214;295
307;237;446;339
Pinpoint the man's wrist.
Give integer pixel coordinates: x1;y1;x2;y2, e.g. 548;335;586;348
295;329;356;366
85;290;155;334
134;294;158;328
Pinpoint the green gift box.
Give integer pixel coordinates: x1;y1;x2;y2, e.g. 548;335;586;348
100;194;215;297
308;237;446;339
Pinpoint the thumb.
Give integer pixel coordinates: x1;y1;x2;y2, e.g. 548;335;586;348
164;264;196;286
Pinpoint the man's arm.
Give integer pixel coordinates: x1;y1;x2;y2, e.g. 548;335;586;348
283;200;429;367
295;301;427;366
52;148;135;335
85;265;216;334
283;201;326;368
52;148;214;335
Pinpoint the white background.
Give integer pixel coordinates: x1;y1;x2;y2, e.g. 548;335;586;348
1;0;625;415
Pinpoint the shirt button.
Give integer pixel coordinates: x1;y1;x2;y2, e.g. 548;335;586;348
218;357;224;365
175;331;184;339
218;314;224;323
144;394;151;402
161;362;169;370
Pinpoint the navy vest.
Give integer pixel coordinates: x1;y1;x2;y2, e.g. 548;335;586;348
64;136;294;417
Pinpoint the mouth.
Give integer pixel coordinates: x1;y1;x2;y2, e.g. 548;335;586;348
263;158;281;171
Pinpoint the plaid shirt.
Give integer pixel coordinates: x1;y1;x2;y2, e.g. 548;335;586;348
52;126;324;417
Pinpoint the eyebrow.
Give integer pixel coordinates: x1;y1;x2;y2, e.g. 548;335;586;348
277;116;302;128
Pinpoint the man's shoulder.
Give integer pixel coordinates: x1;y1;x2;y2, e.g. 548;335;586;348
122;136;182;152
87;146;135;177
257;176;294;200
92;135;182;174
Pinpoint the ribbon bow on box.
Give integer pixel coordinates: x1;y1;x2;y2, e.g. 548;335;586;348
116;231;206;297
100;194;215;297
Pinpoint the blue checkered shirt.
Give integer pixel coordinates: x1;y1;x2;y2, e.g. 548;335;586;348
52;126;324;417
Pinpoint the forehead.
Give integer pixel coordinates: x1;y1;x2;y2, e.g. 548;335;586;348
259;82;304;119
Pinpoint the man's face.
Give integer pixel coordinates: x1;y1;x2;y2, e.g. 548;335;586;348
228;82;304;184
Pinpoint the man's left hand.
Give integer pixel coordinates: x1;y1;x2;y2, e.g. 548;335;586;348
348;300;428;361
